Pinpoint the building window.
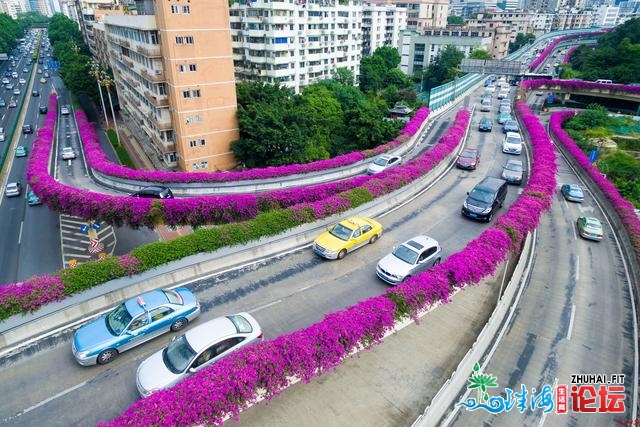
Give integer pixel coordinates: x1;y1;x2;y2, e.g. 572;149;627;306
189;64;197;71
179;64;186;72
185;36;194;44
192;89;201;97
189;139;197;147
201;161;208;169
199;139;206;146
183;90;191;98
171;5;179;13
192;163;199;170
182;5;190;13
175;36;184;44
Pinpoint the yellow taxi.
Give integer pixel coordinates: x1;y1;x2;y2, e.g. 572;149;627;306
313;216;383;260
40;77;47;84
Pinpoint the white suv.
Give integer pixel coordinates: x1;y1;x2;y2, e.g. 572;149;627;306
502;132;523;155
60;105;70;115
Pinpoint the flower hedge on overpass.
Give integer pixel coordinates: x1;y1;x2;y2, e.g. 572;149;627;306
99;101;557;426
522;78;640;95
0;104;466;320
80;107;430;184
528;30;608;72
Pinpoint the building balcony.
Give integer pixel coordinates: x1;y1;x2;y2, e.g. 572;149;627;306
144;90;169;108
122;57;134;68
136;44;161;57
149;114;173;131
140;68;165;82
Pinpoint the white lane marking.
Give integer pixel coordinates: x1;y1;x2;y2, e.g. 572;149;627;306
572;222;577;241
567;304;576;340
575;256;579;281
537;377;558;427
18;221;24;245
2;380;87;423
248;299;283;314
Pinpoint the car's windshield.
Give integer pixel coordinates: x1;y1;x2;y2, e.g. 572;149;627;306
460;151;476;159
392;245;419;265
469;188;494;204
569;187;583;196
506;136;521;145
163;335;197;374
504;161;522;172
373;157;388;166
329;223;354;241
106;303;132;335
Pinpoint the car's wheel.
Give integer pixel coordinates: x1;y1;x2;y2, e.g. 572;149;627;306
487;212;494;222
97;349;118;365
369;234;379;244
170;318;188;332
337;249;347;260
433;258;441;266
403;275;411;282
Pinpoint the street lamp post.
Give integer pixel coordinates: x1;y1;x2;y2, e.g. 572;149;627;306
88;60;109;127
100;71;120;144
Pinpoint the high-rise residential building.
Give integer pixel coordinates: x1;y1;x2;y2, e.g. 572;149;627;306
102;0;239;171
228;0;364;93
368;0;448;30
362;3;407;56
0;0;28;18
75;0;128;57
595;4;620;24
399;28;500;76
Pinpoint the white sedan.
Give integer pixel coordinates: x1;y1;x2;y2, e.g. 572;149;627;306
136;313;263;397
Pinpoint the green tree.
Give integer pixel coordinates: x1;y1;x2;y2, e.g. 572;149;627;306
373;46;401;70
469;49;492;60
332;67;354;86
447;16;464;25
421;45;465;89
359;55;387;92
509;33;536;53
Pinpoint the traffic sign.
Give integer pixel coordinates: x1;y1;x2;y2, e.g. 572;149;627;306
47;60;60;69
68;259;78;268
92;222;101;230
79;224;89;233
90;238;99;248
88;242;104;253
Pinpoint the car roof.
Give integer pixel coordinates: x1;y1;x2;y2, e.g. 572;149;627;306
566;184;582;191
461;147;478;154
378;154;399;161
583;216;601;226
505;159;523;166
184;316;238;352
341;216;377;229
402;235;439;251
505;132;521;138
123;289;170;317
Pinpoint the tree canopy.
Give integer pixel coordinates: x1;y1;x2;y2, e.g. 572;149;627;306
0;13;26;56
509;33;535;54
49;14;98;102
359;46;413;96
420;45;465;91
231;81;403;167
565;17;640;83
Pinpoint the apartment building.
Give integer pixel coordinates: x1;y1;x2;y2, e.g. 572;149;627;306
103;0;239;171
0;0;28;18
399;28;499;76
228;0;363;93
367;0;448;31
362;3;407;56
75;0;128;57
594;4;619;25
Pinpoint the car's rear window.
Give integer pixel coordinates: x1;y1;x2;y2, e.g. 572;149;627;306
163;289;184;305
227;314;253;333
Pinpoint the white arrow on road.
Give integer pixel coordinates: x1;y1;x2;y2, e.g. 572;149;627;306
578;204;595;213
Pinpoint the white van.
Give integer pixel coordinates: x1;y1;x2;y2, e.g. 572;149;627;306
595;79;613;84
